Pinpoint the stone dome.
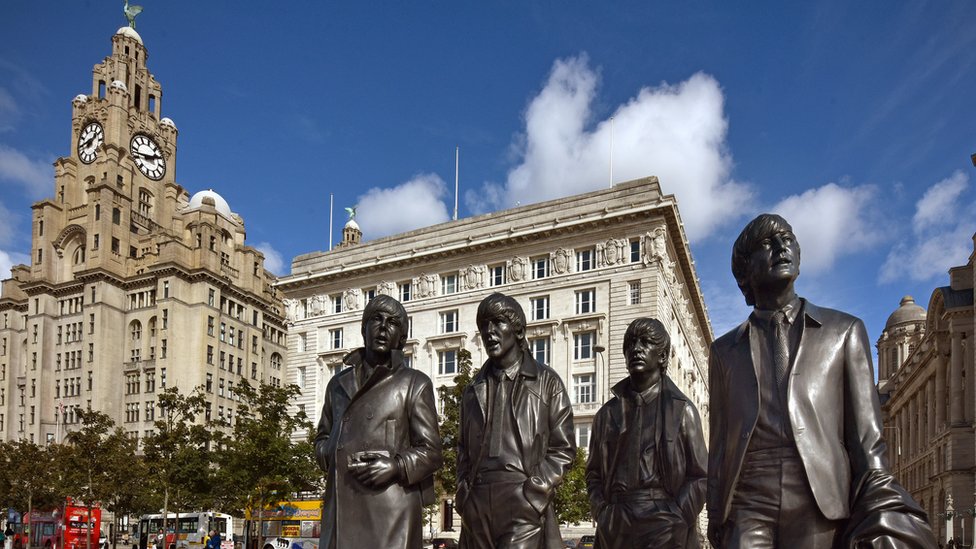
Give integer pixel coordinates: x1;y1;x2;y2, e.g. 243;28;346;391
345;219;360;231
885;296;926;330
186;189;235;221
116;26;144;45
73;94;88;103
160;118;177;129
111;80;128;92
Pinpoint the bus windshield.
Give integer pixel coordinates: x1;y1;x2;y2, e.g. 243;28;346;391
178;518;199;534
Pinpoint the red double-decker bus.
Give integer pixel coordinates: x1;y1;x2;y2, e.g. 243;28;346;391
11;501;102;549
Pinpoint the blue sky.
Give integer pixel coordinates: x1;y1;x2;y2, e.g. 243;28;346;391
2;1;975;364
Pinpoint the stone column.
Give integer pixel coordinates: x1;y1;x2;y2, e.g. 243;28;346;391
918;390;926;451
928;377;936;442
966;334;975;424
909;397;917;457
937;353;947;429
952;331;965;424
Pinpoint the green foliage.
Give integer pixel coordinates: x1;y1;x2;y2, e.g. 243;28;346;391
553;447;591;525
210;380;321;518
0;439;61;513
435;348;477;498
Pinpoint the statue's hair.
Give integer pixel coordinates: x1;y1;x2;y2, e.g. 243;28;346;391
477;293;531;354
731;214;798;306
361;294;409;350
623;318;671;375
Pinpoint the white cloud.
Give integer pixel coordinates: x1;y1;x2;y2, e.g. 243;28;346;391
770;183;883;274
880;170;975;282
465;54;753;242
254;241;285;276
356;173;452;240
0;249;31;281
0;87;18;132
0;144;54;199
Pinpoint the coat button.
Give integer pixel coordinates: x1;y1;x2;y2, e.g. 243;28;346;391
363;442;370;450
366;412;373;420
337;444;343;450
342;414;350;422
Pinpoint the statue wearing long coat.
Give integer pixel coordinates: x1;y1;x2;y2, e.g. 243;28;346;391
315;349;442;549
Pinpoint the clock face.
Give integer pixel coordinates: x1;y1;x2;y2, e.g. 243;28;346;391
130;134;166;180
78;122;104;164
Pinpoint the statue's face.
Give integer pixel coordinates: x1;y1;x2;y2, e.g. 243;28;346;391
481;315;520;363
625;332;666;377
747;229;800;291
364;310;403;356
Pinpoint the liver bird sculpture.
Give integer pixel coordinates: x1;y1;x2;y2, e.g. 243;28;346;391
344;206;358;220
124;0;143;29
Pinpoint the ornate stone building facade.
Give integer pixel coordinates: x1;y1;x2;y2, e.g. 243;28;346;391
879;238;976;542
0;27;287;444
277;176;714;531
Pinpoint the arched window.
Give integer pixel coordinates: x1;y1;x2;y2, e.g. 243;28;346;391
73;247;86;265
271;353;282;370
148;317;157;338
131;320;142;340
138;189;153;217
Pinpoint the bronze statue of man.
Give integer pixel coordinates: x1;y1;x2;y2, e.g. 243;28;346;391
586;318;707;549
314;295;443;549
707;213;936;549
457;293;576;549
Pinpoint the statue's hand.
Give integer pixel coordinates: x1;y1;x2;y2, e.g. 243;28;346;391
350;454;399;488
707;520;724;549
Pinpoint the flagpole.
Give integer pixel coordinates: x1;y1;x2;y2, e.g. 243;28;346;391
609;117;614;189
329;194;334;250
454;148;459;221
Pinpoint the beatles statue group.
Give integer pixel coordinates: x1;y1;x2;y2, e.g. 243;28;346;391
313;215;938;549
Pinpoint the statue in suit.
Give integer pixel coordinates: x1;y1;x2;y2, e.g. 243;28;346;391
586;318;707;549
315;295;443;549
707;213;936;549
457;293;576;549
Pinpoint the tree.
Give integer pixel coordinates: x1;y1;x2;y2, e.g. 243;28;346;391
62;410;128;549
553;446;591;524
142;386;213;538
211;380;320;541
435;348;477;499
0;439;61;540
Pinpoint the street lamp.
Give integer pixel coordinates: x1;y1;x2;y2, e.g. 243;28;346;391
594;345;607;403
938;495;957;544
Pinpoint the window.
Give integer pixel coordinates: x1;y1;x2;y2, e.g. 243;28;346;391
531;297;550;321
576;423;591;449
162;309;168;329
399;283;411;302
93;234;99;250
209;288;215;307
163;281;169;298
111;237;120;254
440;311;459;334
630;239;641;262
576;249;594;271
131;321;142;340
330;329;343;350
441;274;457;295
574;374;595;404
629;282;641;305
206;373;213;393
297;366;308;389
490;265;506;287
363;288;376;304
37;249;42;264
332;295;343;313
208;316;215;336
146;372;155;392
532;257;549;279
271;353;282;370
530;338;550;365
299;333;307;352
252;363;258;379
90;314;95;334
229;326;235;347
438;350;457;376
575;289;595;314
252;335;258;354
574;332;594;360
403;355;412;368
219;378;224;397
220;323;226;342
113;207;121;225
207;346;214;365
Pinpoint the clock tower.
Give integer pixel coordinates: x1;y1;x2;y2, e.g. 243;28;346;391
0;25;287;444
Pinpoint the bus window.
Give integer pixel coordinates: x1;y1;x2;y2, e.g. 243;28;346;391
43;524;55;536
178;518;199;534
212;519;227;535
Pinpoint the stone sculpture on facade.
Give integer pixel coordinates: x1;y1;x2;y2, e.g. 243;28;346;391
551;247;573;275
315;295;443;549
597;238;627;267
342;288;361;312
460;264;487;291
457;293;576;549
643;228;667;265
414;273;438;298
508;256;528;282
586;318;707;549
707;213;936;549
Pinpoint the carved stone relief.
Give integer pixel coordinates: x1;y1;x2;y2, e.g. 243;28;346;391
460;264;486;291
283;298;299;322
378;280;397;296
414;273;438;298
551;248;573;275
343;288;362;311
597;238;628;267
508;256;528;282
643;227;668;265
